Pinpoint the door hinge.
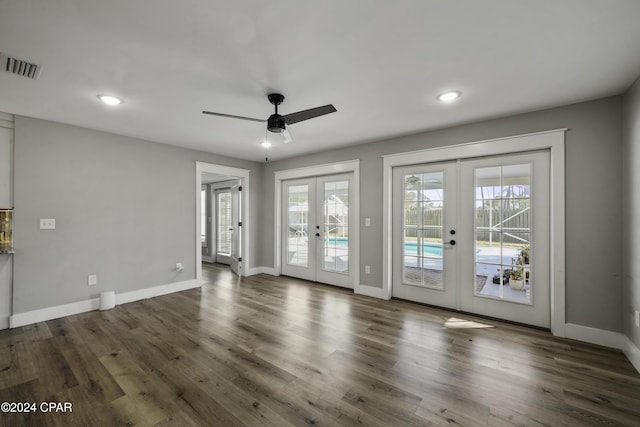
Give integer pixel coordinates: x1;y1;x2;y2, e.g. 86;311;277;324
238;221;242;227
238;186;242;191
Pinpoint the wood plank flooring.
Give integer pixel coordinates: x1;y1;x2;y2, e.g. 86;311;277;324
1;263;639;426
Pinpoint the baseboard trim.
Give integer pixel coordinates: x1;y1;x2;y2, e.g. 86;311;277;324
565;323;625;349
245;266;276;276
10;278;204;328
623;338;640;374
116;279;203;305
11;298;100;328
354;284;390;300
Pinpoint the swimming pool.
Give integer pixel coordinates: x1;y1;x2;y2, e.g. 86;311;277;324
403;242;443;257
324;238;443;257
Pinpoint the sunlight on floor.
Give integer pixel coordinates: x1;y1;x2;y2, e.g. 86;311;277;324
444;317;494;329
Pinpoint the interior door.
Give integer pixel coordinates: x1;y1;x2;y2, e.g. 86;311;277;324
230;183;242;276
215;189;232;265
392;162;458;308
281;174;353;287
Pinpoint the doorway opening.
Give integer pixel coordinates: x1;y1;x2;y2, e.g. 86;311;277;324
195;162;250;282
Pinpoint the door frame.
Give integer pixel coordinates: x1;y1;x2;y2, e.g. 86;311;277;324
274;160;360;290
195;162;251;280
382;129;566;336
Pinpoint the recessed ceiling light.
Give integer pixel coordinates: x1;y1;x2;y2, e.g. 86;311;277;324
260;141;272;148
97;94;123;106
437;91;461;103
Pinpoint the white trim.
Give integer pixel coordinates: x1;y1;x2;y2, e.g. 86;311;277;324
355;285;390;300
115;279;203;305
9;279;203;328
623;338;640;373
274;160;360;290
196;162;251;279
245;266;276;276
11;298;100;328
565;323;625;349
382;129;567;336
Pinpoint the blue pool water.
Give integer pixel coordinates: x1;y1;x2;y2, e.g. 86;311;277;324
325;238;442;257
403;242;443;257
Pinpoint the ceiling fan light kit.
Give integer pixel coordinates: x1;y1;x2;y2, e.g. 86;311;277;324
203;93;337;144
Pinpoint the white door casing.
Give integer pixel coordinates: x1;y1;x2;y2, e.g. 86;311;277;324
195;162;250;280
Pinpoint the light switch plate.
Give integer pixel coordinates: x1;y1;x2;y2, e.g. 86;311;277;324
365;217;371;227
40;218;56;229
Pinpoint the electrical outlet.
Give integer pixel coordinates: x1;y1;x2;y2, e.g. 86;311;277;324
635;310;639;328
87;274;97;286
365;265;371;275
365;217;371;227
175;262;184;272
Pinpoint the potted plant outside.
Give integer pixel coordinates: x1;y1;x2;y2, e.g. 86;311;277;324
509;267;524;290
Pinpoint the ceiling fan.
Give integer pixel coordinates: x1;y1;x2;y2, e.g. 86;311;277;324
202;93;336;143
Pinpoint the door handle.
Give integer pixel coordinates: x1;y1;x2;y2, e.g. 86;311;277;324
444;239;456;246
315;233;320;237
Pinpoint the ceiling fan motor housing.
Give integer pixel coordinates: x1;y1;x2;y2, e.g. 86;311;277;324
267;114;285;133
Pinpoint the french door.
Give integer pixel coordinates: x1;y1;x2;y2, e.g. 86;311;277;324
214;184;242;276
281;174;353;288
229;183;242;276
393;151;550;328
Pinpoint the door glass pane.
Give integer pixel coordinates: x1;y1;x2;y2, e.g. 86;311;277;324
201;188;207;247
217;191;232;255
403;172;444;289
322;180;349;273
474;164;531;304
287;184;309;267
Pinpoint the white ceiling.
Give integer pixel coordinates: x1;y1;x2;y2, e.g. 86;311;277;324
1;1;640;162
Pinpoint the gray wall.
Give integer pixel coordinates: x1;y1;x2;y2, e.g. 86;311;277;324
261;96;624;333
13;116;261;314
623;77;640;348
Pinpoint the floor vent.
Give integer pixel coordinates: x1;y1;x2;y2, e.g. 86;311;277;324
0;52;42;80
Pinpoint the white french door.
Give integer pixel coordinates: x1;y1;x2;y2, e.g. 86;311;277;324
281;173;353;288
215;189;232;265
392;162;458;308
230;183;242;276
393;151;550;328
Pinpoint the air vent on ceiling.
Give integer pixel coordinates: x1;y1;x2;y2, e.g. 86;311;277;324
0;52;42;80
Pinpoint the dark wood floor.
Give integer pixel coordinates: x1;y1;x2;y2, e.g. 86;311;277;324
1;264;639;426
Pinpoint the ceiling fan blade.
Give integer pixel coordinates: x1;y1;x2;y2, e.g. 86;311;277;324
281;128;293;144
283;104;337;125
202;111;266;123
